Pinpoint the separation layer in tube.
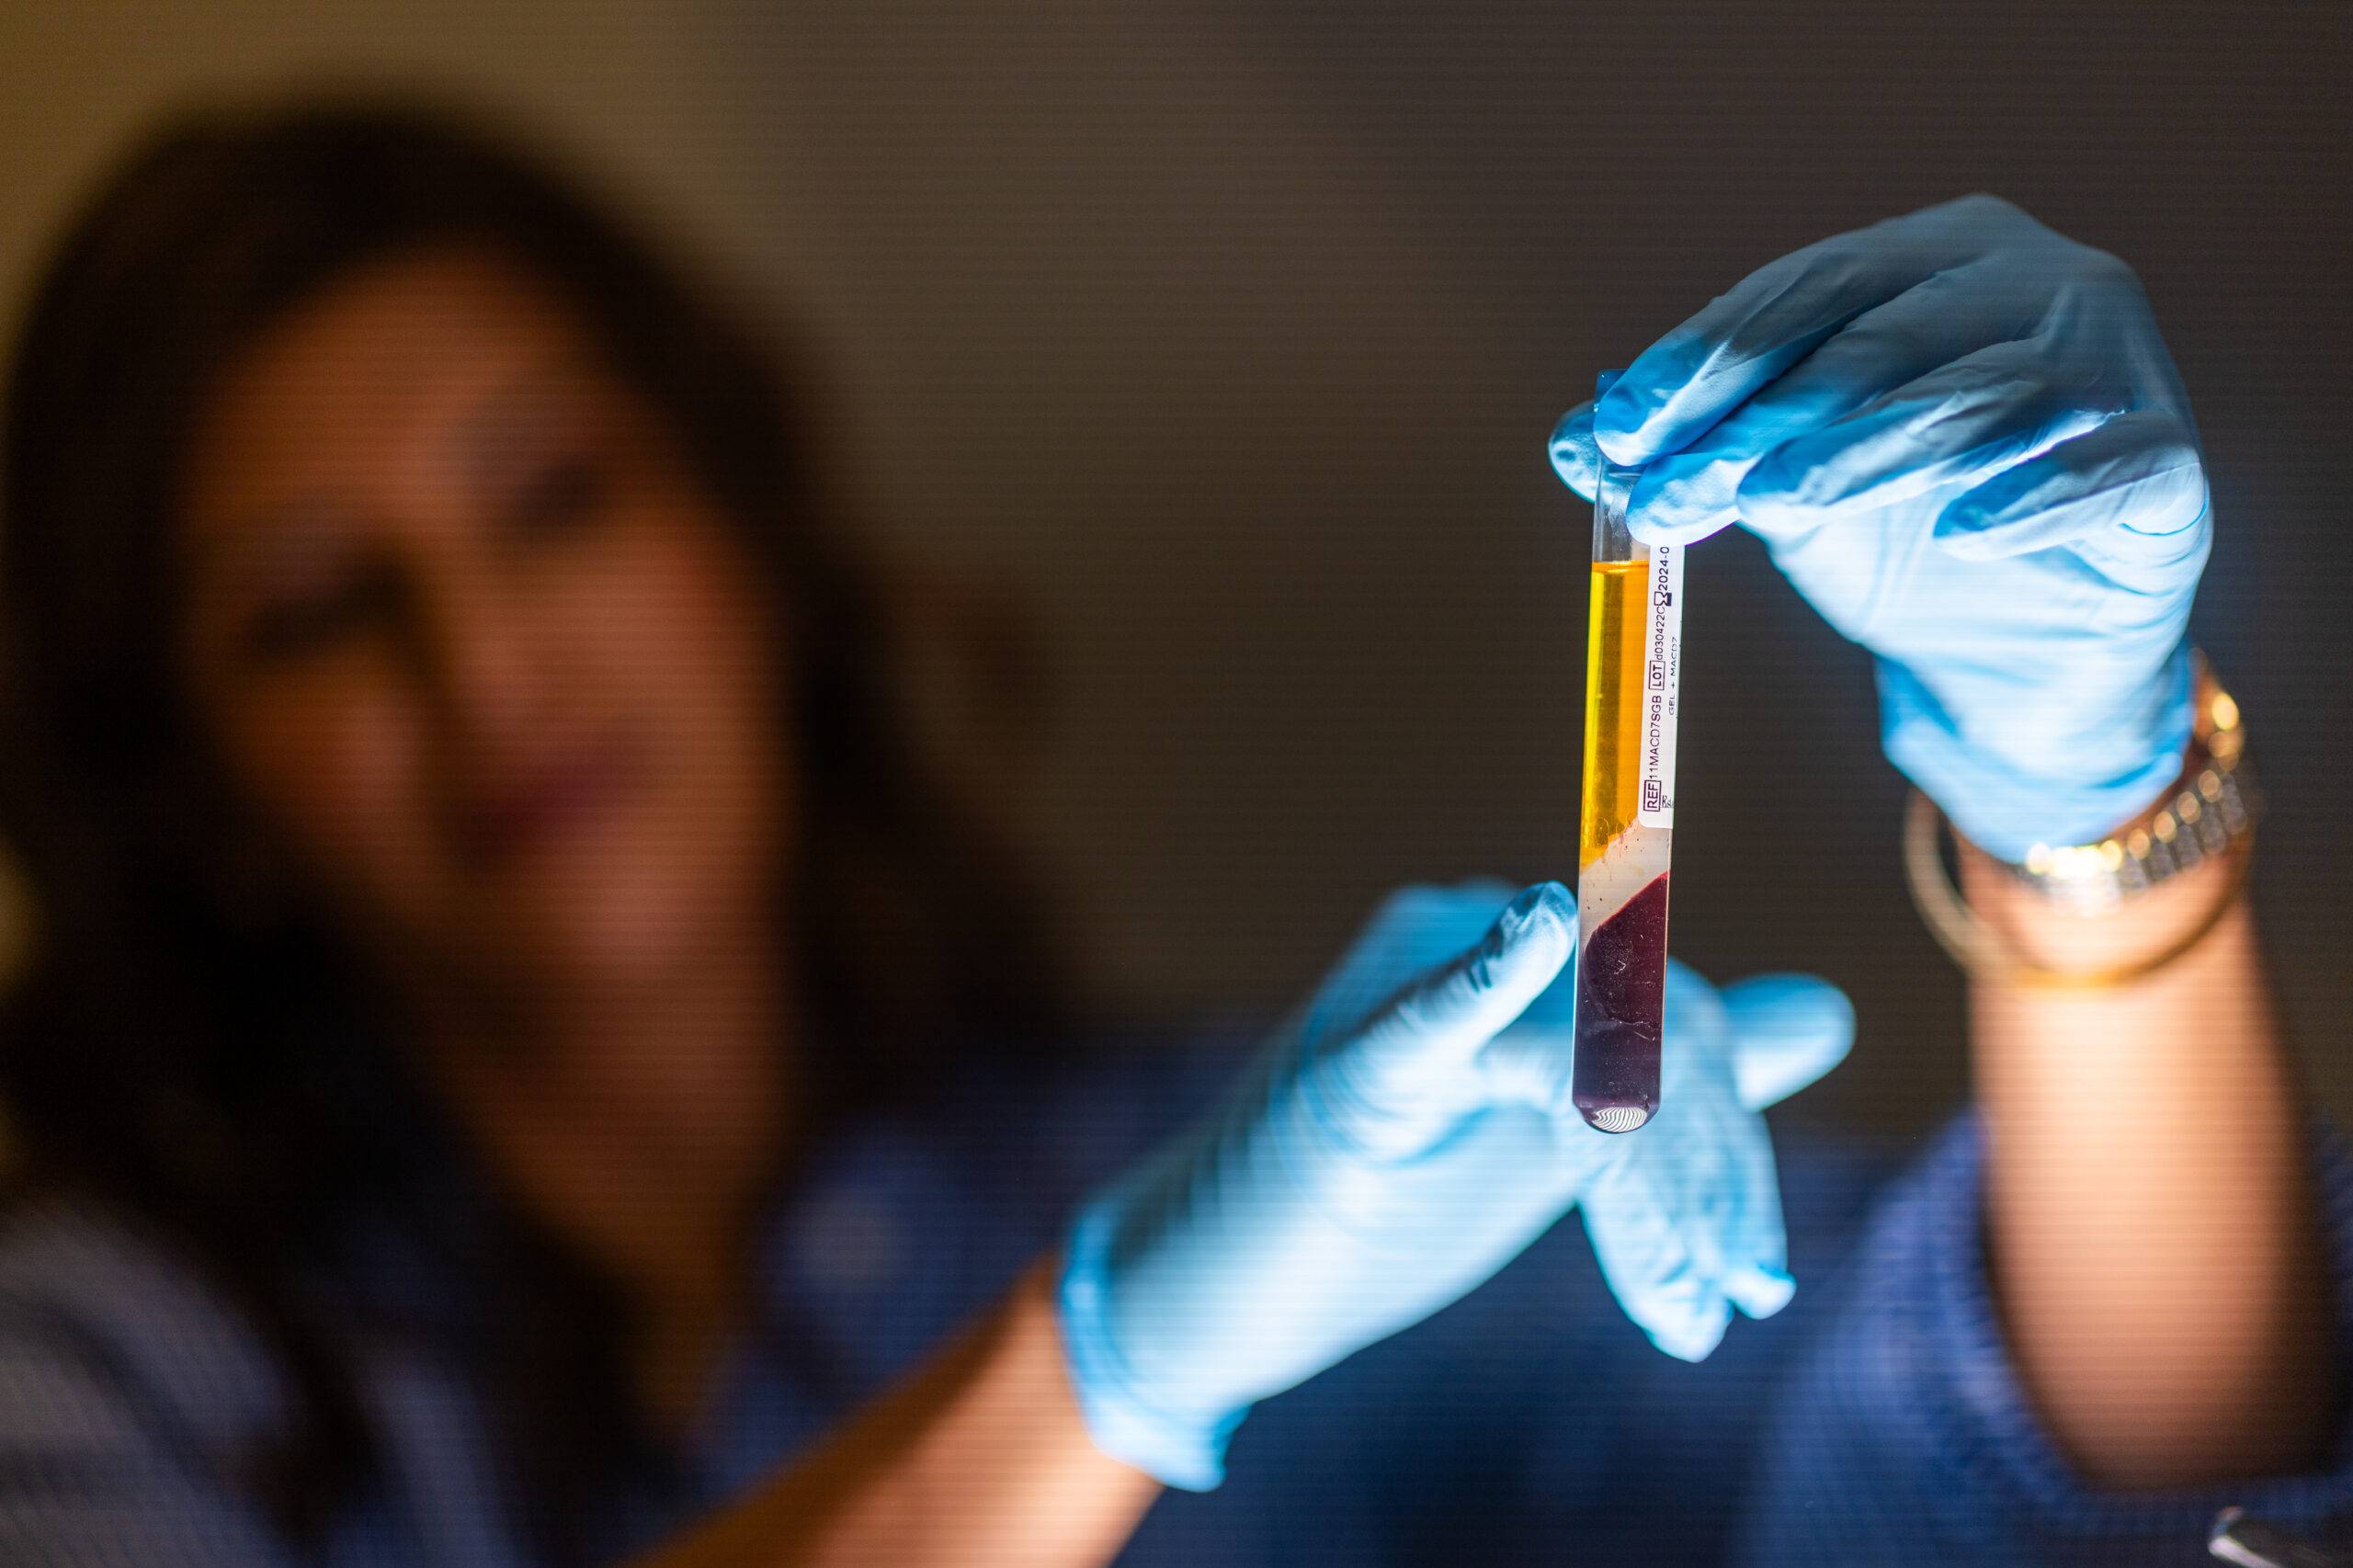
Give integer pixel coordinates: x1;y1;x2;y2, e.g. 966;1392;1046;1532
1573;458;1683;1133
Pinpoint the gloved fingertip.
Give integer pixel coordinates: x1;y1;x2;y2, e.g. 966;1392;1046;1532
1626;508;1731;549
1499;881;1574;954
1592;418;1654;470
1454;883;1574;1010
1722;1262;1797;1321
1623;448;1729;544
1547;409;1600;501
1644;1294;1734;1363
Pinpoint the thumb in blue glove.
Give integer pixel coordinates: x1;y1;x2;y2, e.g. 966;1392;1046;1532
1059;881;1850;1489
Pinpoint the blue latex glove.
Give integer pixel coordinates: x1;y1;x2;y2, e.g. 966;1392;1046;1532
1058;881;1851;1489
1550;194;2211;859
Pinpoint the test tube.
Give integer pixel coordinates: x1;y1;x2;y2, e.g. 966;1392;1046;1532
1573;399;1683;1133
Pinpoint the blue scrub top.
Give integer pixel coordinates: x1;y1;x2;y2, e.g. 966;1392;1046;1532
1;1039;2349;1565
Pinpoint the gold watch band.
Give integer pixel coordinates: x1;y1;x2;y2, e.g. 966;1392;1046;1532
1904;790;2252;991
2002;654;2257;914
1902;655;2258;989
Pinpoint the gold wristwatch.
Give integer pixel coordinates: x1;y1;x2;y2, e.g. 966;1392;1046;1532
2005;655;2257;913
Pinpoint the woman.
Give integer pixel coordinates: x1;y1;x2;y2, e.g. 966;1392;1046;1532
0;99;2340;1566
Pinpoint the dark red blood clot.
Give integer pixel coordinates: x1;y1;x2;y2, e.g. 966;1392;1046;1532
1572;870;1668;1132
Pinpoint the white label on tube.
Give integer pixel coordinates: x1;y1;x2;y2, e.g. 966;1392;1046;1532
1635;540;1683;829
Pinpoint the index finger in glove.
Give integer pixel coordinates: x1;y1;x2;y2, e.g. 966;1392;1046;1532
1621;265;2059;547
1328;882;1574;1098
1548;398;1602;502
1733;339;2124;541
1594;194;2032;468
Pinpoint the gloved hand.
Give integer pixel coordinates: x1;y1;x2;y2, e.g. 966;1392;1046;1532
1058;881;1851;1489
1550;194;2211;860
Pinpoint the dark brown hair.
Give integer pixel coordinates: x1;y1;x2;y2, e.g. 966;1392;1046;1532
0;96;1061;1553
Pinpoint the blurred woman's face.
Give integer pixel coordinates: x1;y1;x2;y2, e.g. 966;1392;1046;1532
176;248;790;1008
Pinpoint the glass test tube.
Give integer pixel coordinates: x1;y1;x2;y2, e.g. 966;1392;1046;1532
1572;437;1684;1133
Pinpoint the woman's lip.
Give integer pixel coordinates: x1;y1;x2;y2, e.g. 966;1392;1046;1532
451;734;644;869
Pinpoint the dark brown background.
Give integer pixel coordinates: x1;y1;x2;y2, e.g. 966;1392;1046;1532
4;0;2347;1135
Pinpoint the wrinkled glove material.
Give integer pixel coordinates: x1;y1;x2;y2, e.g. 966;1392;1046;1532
1550;195;2210;859
1060;881;1852;1488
